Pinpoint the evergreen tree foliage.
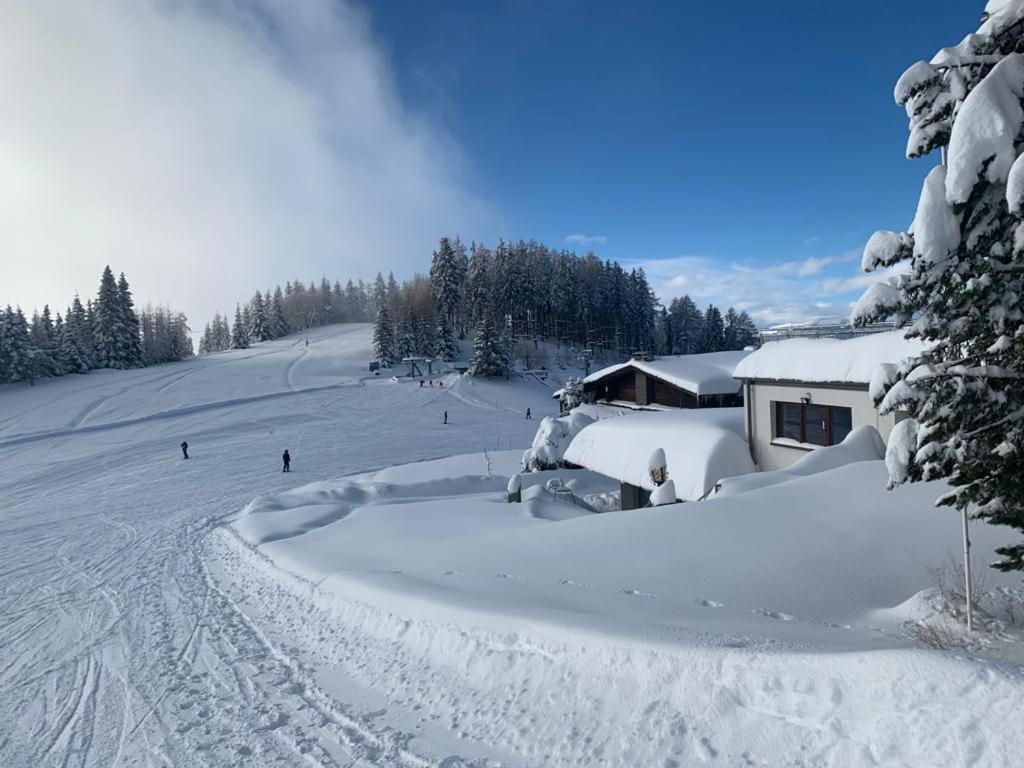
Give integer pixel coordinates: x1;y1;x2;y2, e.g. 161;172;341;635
270;286;289;338
93;265;125;369
433;311;457;362
231;304;250;349
1;306;34;383
248;290;270;343
559;376;585;415
470;316;510;378
117;273;144;368
700;305;726;353
668;295;704;354
372;303;395;365
853;4;1024;570
430;236;462;323
397;316;416;359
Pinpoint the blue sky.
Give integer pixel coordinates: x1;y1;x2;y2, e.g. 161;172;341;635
366;0;982;324
0;1;985;327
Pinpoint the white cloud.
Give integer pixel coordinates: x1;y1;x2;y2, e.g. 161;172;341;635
0;0;497;325
635;250;877;326
565;233;608;246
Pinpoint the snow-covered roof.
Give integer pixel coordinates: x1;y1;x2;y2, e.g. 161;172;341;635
732;331;927;386
563;408;755;500
583;351;749;396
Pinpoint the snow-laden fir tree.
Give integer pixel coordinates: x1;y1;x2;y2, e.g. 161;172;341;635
700;305;725;353
2;306;34;383
558;376;585;415
433;311;457;362
430;236;463;324
58;309;89;375
397;316;416;359
231;304;249;349
853;1;1024;571
724;308;759;350
248;290;270;343
470;315;510;378
270;286;289;339
372;303;395;366
93;266;126;369
669;295;703;354
116;272;144;368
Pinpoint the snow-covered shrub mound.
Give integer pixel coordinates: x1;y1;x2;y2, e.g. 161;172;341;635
714;426;886;498
521;411;595;471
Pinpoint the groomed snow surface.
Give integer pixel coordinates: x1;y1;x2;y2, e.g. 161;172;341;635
2;323;1023;767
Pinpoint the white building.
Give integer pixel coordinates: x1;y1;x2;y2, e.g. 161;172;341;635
732;332;927;472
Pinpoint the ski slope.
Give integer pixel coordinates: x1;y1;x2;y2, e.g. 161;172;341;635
2;323;1023;767
0;324;558;767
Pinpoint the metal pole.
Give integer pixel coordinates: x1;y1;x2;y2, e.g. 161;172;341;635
962;507;973;632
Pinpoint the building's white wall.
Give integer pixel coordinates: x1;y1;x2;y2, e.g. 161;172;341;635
746;382;896;472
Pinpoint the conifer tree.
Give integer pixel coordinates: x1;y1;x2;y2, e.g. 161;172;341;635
397;316;416;359
669;295;703;354
93;266;123;369
2;306;34;383
853;3;1024;571
271;286;289;338
470;316;510;378
430;236;462;323
372;303;395;365
117;272;144;368
248;290;269;343
700;305;725;353
231;304;249;349
433;311;457;362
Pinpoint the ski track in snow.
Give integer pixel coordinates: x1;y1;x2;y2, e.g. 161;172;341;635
0;326;543;767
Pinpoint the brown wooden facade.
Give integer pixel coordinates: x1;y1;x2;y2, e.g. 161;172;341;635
585;367;740;411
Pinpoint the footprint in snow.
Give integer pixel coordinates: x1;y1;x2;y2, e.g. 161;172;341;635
620;587;656;598
695;599;724;608
751;608;796;621
496;573;529;580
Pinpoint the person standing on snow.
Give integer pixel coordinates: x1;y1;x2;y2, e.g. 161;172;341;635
443;410;448;425
526;408;532;420
180;441;189;460
282;449;291;472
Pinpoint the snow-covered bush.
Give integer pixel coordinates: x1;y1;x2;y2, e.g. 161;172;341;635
521;412;595;472
649;479;677;506
558;376;584;415
854;2;1024;571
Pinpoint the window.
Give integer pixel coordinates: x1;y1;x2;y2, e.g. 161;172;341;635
773;401;853;447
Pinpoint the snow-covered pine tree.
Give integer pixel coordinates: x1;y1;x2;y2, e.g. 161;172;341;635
270;287;288;338
92;266;123;369
231;304;250;349
372;303;395;366
559;376;585;415
116;273;144;368
723;307;758;350
397;316;416;359
248;290;270;343
853;2;1024;571
470;316;510;378
669;295;703;354
430;236;462;324
699;305;725;353
29;306;57;378
57;309;89;374
199;323;212;354
433;311;457;362
2;306;34;383
465;243;493;328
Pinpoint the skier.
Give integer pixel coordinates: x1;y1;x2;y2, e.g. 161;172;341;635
443;410;448;425
420;379;425;387
429;379;434;387
438;381;443;390
180;441;189;460
305;338;309;348
526;408;532;420
282;449;291;473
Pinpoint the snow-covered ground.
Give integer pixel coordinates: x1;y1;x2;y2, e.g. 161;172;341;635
3;323;1023;766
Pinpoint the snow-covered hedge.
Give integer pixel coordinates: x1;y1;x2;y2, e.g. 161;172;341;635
521;411;595;472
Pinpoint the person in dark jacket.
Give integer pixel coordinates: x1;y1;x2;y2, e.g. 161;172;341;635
282;449;291;472
180;441;189;459
443;410;448;425
525;408;532;420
